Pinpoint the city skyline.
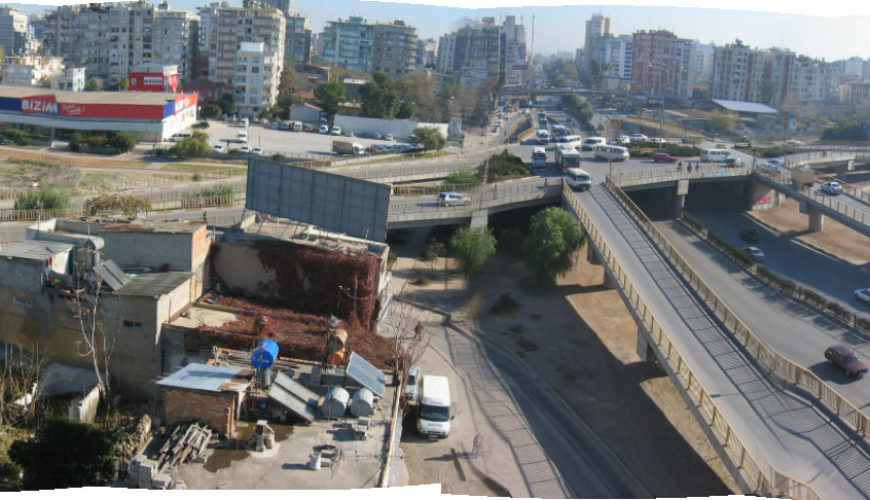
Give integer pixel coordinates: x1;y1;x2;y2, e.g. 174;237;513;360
7;0;870;62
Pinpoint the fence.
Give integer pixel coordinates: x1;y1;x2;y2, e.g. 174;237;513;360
782;151;856;169
388;177;556;218
755;168;870;227
563;181;821;500
611;164;751;188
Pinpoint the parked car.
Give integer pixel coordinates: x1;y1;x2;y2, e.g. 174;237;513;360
405;365;421;403
239;145;251;153
628;133;648;141
725;157;744;167
615;135;631;144
742;246;765;262
436;191;471;207
252;147;264;155
384;133;394;141
739;229;760;242
821;181;843;195
825;344;869;378
651;152;679;163
855;288;870;305
330;126;342;136
318;124;329;134
213;144;226;153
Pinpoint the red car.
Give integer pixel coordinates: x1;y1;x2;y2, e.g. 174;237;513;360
825;345;870;378
651;152;679;163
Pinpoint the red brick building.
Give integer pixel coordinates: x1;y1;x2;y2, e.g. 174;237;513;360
630;30;693;98
157;363;251;436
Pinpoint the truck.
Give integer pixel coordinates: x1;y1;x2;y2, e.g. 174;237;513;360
332;140;365;156
416;375;452;439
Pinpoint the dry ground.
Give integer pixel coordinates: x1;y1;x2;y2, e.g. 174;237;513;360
749;198;870;265
403;248;738;497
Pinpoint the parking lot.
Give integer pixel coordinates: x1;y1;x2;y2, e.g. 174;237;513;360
203;120;415;158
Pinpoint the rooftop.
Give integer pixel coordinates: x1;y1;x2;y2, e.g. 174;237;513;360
156;363;251;393
100;221;205;234
712;99;779;114
0;240;74;261
0;85;188;106
114;271;190;297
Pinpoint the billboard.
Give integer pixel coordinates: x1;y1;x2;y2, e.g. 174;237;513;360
246;159;390;242
21;94;59;115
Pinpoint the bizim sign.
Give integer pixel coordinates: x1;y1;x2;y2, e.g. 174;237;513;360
21;94;59;115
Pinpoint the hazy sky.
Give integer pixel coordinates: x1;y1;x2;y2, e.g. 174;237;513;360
9;0;870;61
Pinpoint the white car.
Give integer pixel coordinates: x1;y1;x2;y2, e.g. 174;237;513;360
855;288;870;305
405;365;420;403
330;126;342;135
615;135;631;144
436;191;471;207
742;246;765;262
318;124;329;134
252;147;264;155
820;181;843;195
629;133;648;141
239;145;251;153
213;144;226;153
384;133;394;141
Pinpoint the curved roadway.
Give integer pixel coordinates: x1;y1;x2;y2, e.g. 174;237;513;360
575;184;870;498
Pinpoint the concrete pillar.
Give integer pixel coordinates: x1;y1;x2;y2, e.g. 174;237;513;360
673;194;686;218
586;241;601;265
602;268;617;289
808;206;824;232
469;210;488;230
848;159;855;172
636;325;652;361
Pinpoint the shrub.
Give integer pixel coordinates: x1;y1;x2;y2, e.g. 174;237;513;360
486;150;531;182
84;194;151;216
108;132;136;153
445;169;480;186
69;132;84;152
15;188;69;210
200;184;234;197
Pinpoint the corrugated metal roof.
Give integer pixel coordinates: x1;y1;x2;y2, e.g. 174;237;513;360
0;240;74;260
712;99;779;114
113;271;189;297
157;363;249;393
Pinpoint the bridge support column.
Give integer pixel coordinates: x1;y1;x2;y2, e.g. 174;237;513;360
586;241;601;265
848;159;855;172
673;180;688;218
808;206;824;232
469;210;488;230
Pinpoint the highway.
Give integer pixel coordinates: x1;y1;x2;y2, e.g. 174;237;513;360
573;184;870;498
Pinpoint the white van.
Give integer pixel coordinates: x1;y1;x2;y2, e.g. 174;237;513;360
700;148;732;162
593;144;630;161
564;167;592;191
416;375;451;439
582;136;607;151
237;130;248;142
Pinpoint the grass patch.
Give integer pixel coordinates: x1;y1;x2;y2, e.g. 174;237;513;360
164;163;247;175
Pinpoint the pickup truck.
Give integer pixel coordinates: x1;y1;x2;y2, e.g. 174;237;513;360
332;140;365;156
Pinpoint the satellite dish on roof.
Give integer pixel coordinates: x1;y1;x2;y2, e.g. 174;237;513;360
329;315;340;329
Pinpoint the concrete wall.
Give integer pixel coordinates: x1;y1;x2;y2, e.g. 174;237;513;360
211;243;276;297
333;114;448;141
0;259;45;293
100;227;207;273
162;387;238;436
289;105;322;125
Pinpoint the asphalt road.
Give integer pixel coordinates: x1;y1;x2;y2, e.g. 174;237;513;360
575;184;870;498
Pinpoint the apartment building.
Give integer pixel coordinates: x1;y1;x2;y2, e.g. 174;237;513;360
50;66;87;92
0;7;29;56
209;5;285;91
601;34;633;90
194;2;226;79
43;1;199;84
235;42;281;115
630;30;693;98
452;18;502;88
690;42;715;90
372;20;418;80
583;14;610;69
436;32;456;74
711;40;768;103
320;17;375;75
285;14;312;64
790;57;840;103
1;55;64;87
416;38;437;68
502;15;528;88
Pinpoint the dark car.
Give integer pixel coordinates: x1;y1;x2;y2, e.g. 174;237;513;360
825;345;870;378
739;229;760;242
651;152;679;163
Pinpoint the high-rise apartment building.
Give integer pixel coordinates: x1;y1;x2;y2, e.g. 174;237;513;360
790;57;839;103
209;5;285;92
195;2;227;78
690;42;715;90
436;33;456;74
630;30;693;98
321;17;374;74
0;7;29;56
285;14;312;64
502;15;528;87
601;34;632;89
711;40;768;102
43;1;199;84
372;20;418;80
235;41;281;115
584;14;610;68
451;18;502;88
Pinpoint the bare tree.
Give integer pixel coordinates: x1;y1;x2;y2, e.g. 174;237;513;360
0;342;44;428
68;277;115;398
382;298;429;376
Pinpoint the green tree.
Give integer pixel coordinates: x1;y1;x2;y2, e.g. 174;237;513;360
108;132;136;153
396;101;418;119
9;418;118;489
216;93;237;116
314;81;347;119
560;93;595;130
821;115;868;141
68;132;84;152
85;194;151;216
200;103;223;119
449;226;497;278
397;71;442;121
168;137;211;158
15;188;70;210
360;71;400;118
411;126;446;150
444;169;480;186
522;207;585;285
706;110;739;135
84;77;100;91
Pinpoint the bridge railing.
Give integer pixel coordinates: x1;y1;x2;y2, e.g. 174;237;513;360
562;182;818;499
611;164;751;187
757;168;870;225
783;151;855;169
602;176;870;496
387;177;556;217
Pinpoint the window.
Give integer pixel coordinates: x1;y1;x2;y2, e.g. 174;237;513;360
123;320;143;329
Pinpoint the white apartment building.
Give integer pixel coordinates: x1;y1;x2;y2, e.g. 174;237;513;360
209;6;285;89
436;32;456;74
50;66;87;92
1;56;64;87
790;58;839;103
711;41;768;103
235;41;280;116
153;7;200;80
602;34;632;90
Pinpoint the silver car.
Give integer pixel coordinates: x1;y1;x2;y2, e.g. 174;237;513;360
404;365;420;403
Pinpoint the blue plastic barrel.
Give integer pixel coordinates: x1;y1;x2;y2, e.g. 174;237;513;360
251;339;279;369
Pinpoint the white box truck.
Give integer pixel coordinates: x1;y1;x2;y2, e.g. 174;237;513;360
416;375;452;439
332;140;365;156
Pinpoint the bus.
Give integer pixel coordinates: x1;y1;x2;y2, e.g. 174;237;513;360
563;167;592;191
531;147;548;169
555;145;582;170
582;136;607;151
593;144;630;161
535;129;551;144
700;148;732;162
556;134;583;149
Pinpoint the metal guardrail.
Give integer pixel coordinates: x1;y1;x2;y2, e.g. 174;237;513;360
611;164;752;187
755;168;870;226
387;177;557;218
563;181;821;500
782;151;856;169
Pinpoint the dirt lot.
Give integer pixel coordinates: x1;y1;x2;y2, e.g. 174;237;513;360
402;247;738;497
749;198;870;265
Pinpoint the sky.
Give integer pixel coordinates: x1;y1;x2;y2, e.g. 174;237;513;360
7;0;870;61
